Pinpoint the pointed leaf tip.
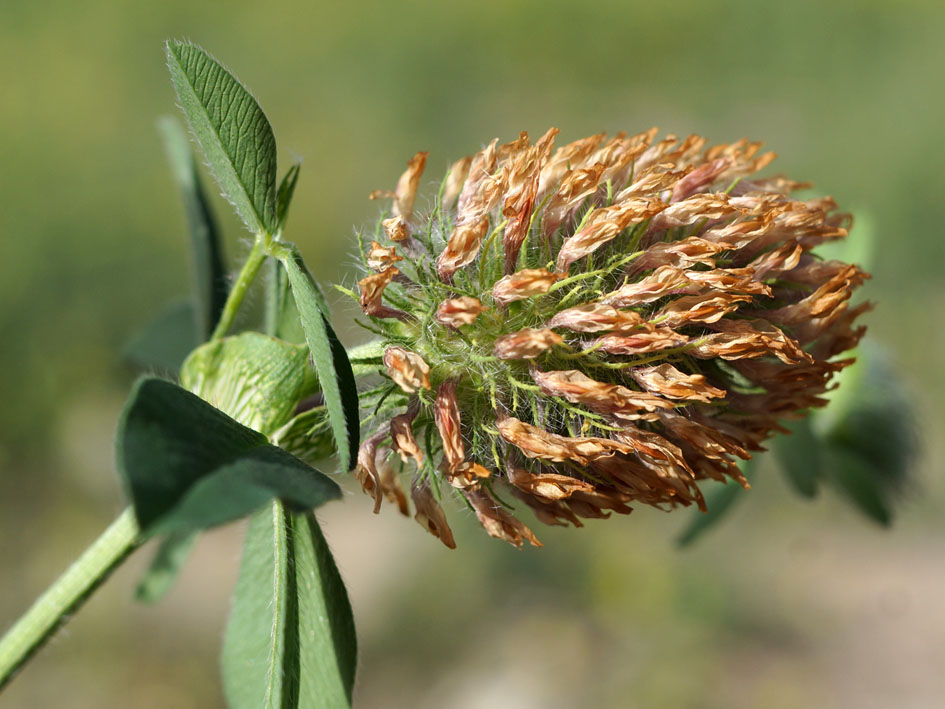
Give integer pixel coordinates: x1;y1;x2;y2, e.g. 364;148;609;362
165;41;278;234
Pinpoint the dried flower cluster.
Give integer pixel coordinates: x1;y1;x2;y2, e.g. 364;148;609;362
354;128;869;549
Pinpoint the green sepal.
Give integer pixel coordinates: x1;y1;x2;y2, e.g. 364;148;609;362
180;331;316;436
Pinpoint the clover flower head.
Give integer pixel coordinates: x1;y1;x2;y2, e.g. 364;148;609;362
355;128;869;548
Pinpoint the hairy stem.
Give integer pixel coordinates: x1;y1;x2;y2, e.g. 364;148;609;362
211;233;270;340
0;508;142;690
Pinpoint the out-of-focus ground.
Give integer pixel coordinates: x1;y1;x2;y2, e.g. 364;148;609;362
1;1;943;707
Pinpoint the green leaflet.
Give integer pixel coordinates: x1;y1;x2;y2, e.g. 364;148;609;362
157;115;228;340
772;416;821;498
123;299;198;374
276;162;302;233
825;447;892;526
222;500;357;709
281;251;360;471
165;41;278;235
677;459;753;547
134;531;198;604
813;342;913;524
116;377;340;538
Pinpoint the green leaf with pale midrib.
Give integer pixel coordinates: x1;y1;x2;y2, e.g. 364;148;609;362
165;40;278;234
282;252;360;471
222;500;357;708
123;299;198;374
116;377;340;537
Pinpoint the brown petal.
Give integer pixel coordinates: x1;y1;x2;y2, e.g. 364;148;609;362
766;263;866;326
507;466;595;501
547;303;644;333
671;157;731;201
683;268;772;296
354;432;408;516
464;488;542;548
615;163;687;200
747;241;804;281
442;155;472;210
436;216;490;282
631;363;726;402
355;431;386;513
376;451;409;516
496;415;633;465
411;481;457;549
366;240;403;271
434;380;464;471
587;131;650;186
492;268;560;305
590;452;692;507
592;328;687;355
383;346;432;394
392;151;428;220
502;131;556;272
556;198;666;272
628;236;729;273
508;487;584;527
647;192;739;232
493;328;563;360
444;460;492;490
601;266;690;306
390;407;423;466
538;132;607;199
658;411;749;462
541;162;606;238
530;368;675;418
567;489;634;518
382;215;410;242
691;319;812;364
435;296;484;328
612;426;703;508
654;292;752;328
502;178;538;274
359;267;408;319
456;138;500;221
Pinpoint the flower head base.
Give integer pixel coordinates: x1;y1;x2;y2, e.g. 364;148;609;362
355;129;869;549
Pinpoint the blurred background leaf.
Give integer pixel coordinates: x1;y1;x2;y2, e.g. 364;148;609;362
1;1;942;707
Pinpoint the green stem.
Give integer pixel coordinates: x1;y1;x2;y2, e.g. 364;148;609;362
0;508;142;690
211;234;270;340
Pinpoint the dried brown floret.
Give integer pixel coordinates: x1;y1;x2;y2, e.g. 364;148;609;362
351;127;869;548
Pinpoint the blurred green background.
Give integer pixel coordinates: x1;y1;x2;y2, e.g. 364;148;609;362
2;0;944;706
